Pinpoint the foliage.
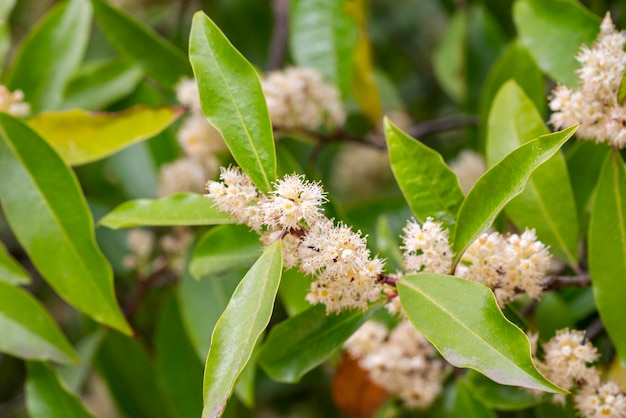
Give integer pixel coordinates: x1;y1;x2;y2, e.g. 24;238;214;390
1;0;626;417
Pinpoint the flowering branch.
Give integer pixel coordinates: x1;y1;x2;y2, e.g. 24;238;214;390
541;274;591;291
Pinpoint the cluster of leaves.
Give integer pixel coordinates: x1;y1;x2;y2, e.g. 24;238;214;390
1;0;626;417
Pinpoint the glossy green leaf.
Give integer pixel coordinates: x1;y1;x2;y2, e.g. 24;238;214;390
7;0;91;112
385;118;464;234
190;224;262;280
28;105;184;165
433;10;467;103
397;274;565;393
479;40;545;149
0;114;131;335
453;379;497;418
0;281;77;364
290;0;357;98
155;295;203;418
453;125;577;262
25;362;95;418
189;12;276;194
277;268;311;317
62;58;144;110
566;141;610;233
90;0;190;88
258;304;377;383
486;80;578;266
99;193;235;229
0;240;30;285
588;150;626;366
514;0;600;86
467;371;546;411
97;332;175;418
178;270;243;361
202;242;283;417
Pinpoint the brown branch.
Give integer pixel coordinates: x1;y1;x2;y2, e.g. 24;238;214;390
276;113;479;151
541;274;591;291
122;262;178;319
267;0;289;71
409;114;479;139
585;317;605;340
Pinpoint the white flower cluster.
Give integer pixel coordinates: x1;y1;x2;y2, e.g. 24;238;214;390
549;13;626;148
455;229;551;305
207;167;384;313
344;320;447;409
0;85;30;117
401;217;453;275
397;217;551;307
533;328;626;418
261;67;345;131
158;78;227;196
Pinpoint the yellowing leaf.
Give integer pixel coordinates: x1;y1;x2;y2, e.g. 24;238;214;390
347;0;382;124
28;105;184;166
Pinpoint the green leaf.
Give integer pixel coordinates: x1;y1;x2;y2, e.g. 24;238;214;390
189;12;276;194
479;41;545;149
0;240;30;285
96;332;176;418
202;242;283;417
486;80;578;266
385;117;464;234
178;270;243;361
290;0;358;99
566;141;611;233
453;125;578;262
106;141;158;200
190;224;262;280
453;379;497;418
466;371;546;411
62;58;144;111
28;105;184;165
25;362;95;418
90;0;190;88
588;150;626;366
58;330;106;393
277;268;312;317
514;0;600;87
0;281;77;364
0;114;131;335
258;304;377;383
0;0;16;69
99;193;235;229
397;274;565;393
7;0;91;112
433;10;467;103
155;294;203;418
465;5;507;110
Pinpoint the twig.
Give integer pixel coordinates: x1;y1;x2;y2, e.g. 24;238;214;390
541;274;591;291
267;0;289;71
122;262;177;319
279;113;480;153
585;317;605;340
409;114;479;138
